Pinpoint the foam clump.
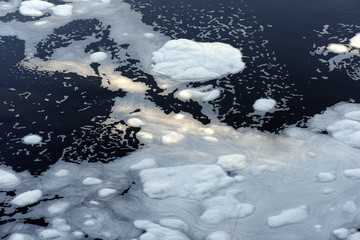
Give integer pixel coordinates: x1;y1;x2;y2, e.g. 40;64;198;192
39;229;61;239
139;165;234;199
158;219;188;232
98;188;116;197
267;205;309;228
161;132;184;144
54;169;70;177
50;4;73;17
82;177;102;185
47;201;70;215
333;228;350;239
134;220;190;240
11;189;42;207
127;118;145;127
19;0;54;17
152;39;245;82
90;52;107;62
216;154;247;171
253;98;276;112
316;172;336;182
206;231;230;240
178;86;220;102
344;169;360;179
308;102;360;148
22;134;42;145
0;169;20;189
350;33;360;48
130;158;157;170
8;233;35;240
327;43;349;53
201;195;255;224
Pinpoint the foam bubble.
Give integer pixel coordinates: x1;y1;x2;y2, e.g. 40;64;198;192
152;39;245;82
253;98;276;112
22;134;42;145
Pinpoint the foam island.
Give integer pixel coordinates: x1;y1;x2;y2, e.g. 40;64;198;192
152;39;245;82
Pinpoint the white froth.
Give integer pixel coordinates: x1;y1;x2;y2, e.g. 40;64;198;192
342;200;357;214
82;177;102;185
90;52;107;62
201;195;255;224
158;219;188;232
344;169;360;179
350;33;360;48
98;188;116;197
127;118;145;127
327;43;349;53
161;132;185;144
178;86;221;102
11;189;42;207
152;39;245;82
316;172;336;182
333;228;350;239
253;98;276;112
47;201;70;215
139;165;234;199
19;0;54;17
130;158;157;170
206;231;230;240
54;169;70;177
50;5;73;17
202;136;219;142
267;205;309;228
39;229;61;239
216;154;247;171
8;233;35;240
22;134;42;145
134;220;189;240
0;169;20;189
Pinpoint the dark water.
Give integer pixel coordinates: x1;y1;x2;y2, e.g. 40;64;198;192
1;0;360;175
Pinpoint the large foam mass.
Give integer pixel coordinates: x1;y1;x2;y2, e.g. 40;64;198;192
151;39;245;82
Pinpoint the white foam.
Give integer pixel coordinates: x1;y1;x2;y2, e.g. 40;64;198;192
333;228;350;239
127;118;145;127
267;205;309;228
316;172;336;182
50;5;73;17
344;169;360;179
350;33;360;48
216;154;247;171
98;188;116;197
22;134;42;145
134;220;189;240
202;136;219;143
8;233;35;240
158;219;188;232
206;231;230;240
130;158;157;170
327;43;349;53
39;229;61;239
152;39;245;82
348;232;360;240
178;86;221;102
11;189;42;207
90;52;107;62
140;165;234;199
201;195;255;224
47;201;70;215
0;169;20;189
19;0;54;17
253;98;276;112
342;200;357;214
161;132;184;144
82;177;102;186
54;169;70;177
